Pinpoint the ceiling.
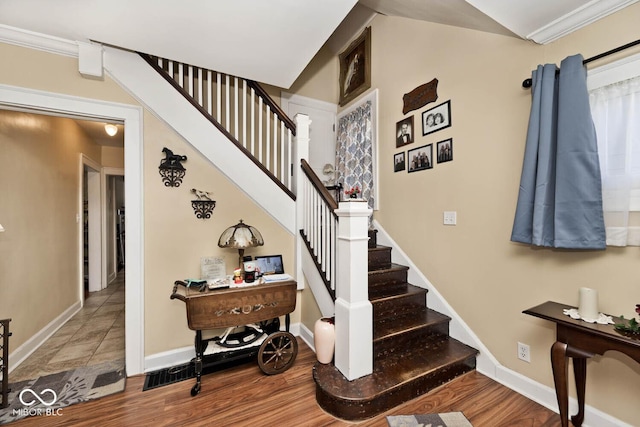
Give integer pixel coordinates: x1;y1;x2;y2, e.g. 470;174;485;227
0;0;636;146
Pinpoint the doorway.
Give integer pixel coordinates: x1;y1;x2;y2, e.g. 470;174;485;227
0;84;144;376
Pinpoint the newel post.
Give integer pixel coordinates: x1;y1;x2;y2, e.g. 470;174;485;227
293;113;310;286
334;199;373;380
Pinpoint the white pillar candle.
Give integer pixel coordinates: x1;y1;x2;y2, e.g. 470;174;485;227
578;287;599;321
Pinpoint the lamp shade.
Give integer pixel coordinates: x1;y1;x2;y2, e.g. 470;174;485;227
218;219;264;249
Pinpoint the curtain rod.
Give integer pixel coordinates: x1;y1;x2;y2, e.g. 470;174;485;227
521;38;640;88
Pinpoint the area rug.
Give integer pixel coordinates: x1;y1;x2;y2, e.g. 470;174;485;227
387;412;473;427
0;359;125;425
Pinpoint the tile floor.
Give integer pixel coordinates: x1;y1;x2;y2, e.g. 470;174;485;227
10;271;125;383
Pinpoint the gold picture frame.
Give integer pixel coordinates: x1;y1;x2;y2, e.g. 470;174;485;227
339;27;371;107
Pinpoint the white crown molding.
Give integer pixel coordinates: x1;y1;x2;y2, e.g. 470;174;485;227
0;24;77;56
527;0;640;44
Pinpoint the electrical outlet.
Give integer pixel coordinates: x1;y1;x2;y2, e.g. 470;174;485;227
517;342;531;362
443;211;457;225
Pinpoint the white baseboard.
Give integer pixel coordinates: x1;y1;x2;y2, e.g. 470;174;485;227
370;219;629;427
8;301;82;372
144;322;305;373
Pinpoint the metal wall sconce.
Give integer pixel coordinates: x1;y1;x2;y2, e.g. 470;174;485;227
191;188;216;219
158;147;187;187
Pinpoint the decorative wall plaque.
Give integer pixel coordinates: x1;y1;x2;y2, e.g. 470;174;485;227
158;147;188;187
402;78;439;115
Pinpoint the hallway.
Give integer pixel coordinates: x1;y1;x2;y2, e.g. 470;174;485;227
10;272;125;383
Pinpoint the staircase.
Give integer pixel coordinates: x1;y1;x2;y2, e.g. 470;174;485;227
313;230;478;421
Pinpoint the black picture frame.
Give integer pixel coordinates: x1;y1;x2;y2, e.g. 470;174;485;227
408;144;433;172
436;138;453;163
422;100;451;136
339;27;371;107
395;116;414;147
394;152;406;172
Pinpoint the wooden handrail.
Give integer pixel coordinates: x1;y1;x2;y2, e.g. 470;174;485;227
301;159;338;211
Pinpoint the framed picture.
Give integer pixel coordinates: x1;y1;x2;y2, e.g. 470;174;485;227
436;138;453;163
395;116;414;147
339;27;371;107
408;144;433;172
422;100;451;136
394;152;406;172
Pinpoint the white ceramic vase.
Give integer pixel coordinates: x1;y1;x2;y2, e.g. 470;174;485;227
314;317;335;364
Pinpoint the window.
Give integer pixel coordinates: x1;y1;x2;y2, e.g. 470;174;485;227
588;53;640;246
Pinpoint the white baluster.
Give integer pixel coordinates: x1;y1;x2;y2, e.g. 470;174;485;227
258;97;263;163
188;65;194;97
178;63;184;89
197;68;203;107
242;80;247;149
207;70;212;115
216;73;221;122
225;74;230;131
233;77;239;139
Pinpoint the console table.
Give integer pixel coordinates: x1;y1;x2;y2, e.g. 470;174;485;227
523;301;640;427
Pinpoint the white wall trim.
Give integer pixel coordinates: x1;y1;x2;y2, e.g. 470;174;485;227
0;83;146;376
371;219;630;427
587;51;640;91
527;0;640;44
8;301;81;372
0;24;78;57
281;92;338;115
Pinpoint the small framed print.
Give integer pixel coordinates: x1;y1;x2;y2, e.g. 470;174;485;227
394;152;406;172
436;138;453;163
396;116;414;147
422;100;451;136
408;144;433;172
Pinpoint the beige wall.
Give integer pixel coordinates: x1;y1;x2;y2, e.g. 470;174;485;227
0;43;298;358
0;110;101;347
291;4;640;424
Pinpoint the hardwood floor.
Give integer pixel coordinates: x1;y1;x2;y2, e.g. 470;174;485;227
9;338;562;427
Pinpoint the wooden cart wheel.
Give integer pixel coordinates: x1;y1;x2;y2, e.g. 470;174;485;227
257;331;298;375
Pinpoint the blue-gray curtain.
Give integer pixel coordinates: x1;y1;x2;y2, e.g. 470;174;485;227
511;54;606;249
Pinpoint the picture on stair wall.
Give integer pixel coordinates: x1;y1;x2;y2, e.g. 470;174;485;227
396;116;414;147
339;27;371;107
394;152;406;172
437;138;453;163
422;100;451;136
408;144;433;172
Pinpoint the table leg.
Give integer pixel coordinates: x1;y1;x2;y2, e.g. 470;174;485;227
571;357;587;427
551;341;569;427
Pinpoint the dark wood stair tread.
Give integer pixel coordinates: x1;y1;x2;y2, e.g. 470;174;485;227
314;336;478;401
368;262;408;274
368;282;426;301
374;307;450;342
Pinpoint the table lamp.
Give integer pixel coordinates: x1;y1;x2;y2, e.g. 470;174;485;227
218;219;264;270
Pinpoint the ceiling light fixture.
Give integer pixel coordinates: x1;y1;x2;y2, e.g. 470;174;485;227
104;123;118;137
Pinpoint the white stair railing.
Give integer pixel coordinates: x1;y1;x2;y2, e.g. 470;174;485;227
140;54;296;198
300;159;339;298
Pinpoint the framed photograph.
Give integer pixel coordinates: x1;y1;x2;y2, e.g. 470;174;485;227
422;100;451;136
394;152;406;172
408;144;433;172
395;116;414;147
339;27;371;107
436;138;453;163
